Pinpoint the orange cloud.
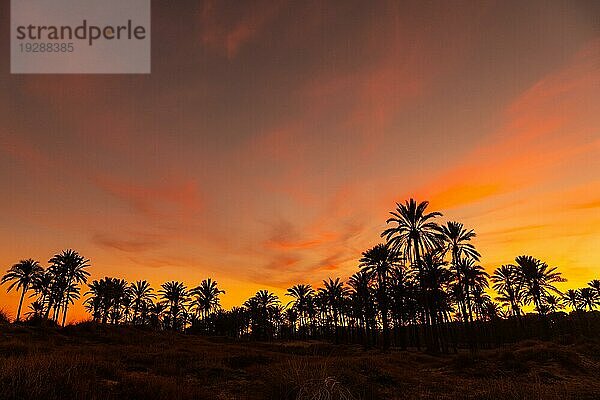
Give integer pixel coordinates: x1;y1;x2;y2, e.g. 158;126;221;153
93;174;203;218
413;40;600;211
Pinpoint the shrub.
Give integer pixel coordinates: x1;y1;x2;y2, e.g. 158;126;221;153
0;309;10;324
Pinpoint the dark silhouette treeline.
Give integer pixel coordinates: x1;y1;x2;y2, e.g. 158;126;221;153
2;199;599;353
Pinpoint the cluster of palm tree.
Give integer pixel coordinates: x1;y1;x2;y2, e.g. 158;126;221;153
204;200;598;350
555;281;600;312
1;250;90;325
84;278;225;331
2;199;599;352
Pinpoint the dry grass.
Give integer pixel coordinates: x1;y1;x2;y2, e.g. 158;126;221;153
0;324;599;400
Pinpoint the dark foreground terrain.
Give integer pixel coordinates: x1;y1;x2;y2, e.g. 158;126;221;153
0;323;599;400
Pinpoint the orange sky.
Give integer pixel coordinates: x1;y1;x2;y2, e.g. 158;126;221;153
0;1;599;322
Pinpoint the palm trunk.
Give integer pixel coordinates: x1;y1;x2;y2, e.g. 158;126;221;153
16;285;27;322
62;301;69;327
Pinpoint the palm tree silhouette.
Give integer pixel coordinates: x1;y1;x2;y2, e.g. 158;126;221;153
285;284;314;337
459;257;489;323
159;281;188;330
437;221;480;324
382;199;442;350
544;295;562;313
190;278;225;325
1;259;43;322
359;244;400;349
25;300;45;319
563;289;581;311
245;290;279;339
418;251;453;351
48;250;90;326
319;278;349;343
588;280;600;298
130;280;156;324
578;288;598;311
437;221;480;262
514;255;564;314
382;199;442;270
491;265;524;321
348;271;375;346
30;270;54;318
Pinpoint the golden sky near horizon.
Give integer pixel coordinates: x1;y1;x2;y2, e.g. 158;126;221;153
0;1;599;322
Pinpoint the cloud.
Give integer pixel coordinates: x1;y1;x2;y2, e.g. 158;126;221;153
411;39;600;211
93;174;203;218
93;233;163;253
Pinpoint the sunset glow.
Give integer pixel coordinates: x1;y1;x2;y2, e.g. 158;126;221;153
1;1;598;322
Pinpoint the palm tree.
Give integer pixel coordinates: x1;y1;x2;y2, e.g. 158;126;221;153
544;295;562;313
285;284;314;336
459;257;489;323
348;271;375;346
159;281;188;330
25;300;45;319
85;277;128;324
190;278;225;322
30;270;54;317
245;290;279;339
578;288;598;311
382;199;442;271
1;259;44;322
563;289;581;311
149;301;167;329
109;278;130;324
491;265;524;320
48;250;91;326
437;221;480;324
588;280;600;298
359;244;400;349
437;221;480;264
514;256;565;314
130;280;156;324
418;251;453;352
319;278;349;343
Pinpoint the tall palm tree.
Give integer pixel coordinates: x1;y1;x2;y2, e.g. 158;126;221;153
563;289;581;311
491;265;524;320
382;199;442;271
245;290;279;339
437;221;479;323
159;281;188;330
30;270;54;317
85;277;128;324
418;251;453;352
1;259;44;322
319;278;349;343
48;250;91;326
459;258;489;323
348;271;375;345
190;278;225;321
130;280;156;324
514;256;565;314
359;244;400;349
285;284;314;335
437;221;480;264
578;288;598;311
